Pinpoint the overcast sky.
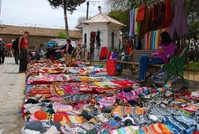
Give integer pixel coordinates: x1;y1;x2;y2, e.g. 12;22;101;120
0;0;104;29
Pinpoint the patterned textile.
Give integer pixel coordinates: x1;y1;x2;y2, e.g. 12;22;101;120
162;115;199;134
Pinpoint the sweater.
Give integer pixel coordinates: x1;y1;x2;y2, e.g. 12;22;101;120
152;42;175;64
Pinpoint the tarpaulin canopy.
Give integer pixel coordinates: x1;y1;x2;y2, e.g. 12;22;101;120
6;43;12;47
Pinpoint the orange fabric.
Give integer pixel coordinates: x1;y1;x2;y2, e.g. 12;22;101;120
159;123;173;134
53;113;71;122
136;5;147;22
34;110;47;120
128;48;133;54
151;123;162;134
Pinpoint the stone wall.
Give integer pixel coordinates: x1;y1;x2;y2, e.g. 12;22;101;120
0;25;82;51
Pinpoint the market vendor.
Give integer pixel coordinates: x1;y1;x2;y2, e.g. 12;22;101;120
59;39;72;65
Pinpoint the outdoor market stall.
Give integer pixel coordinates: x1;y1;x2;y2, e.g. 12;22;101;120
20;60;199;134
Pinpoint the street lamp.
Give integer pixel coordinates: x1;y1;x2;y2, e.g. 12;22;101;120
86;0;89;20
98;6;101;13
86;0;99;20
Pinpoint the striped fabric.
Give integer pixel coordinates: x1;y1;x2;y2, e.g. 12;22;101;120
111;126;139;134
143;28;170;50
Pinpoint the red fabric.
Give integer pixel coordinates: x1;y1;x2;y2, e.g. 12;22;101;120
108;52;111;60
87;52;90;61
164;0;174;27
158;1;165;28
100;47;108;60
53;113;71;122
106;60;117;76
151;3;159;30
21;38;28;48
136;5;147;22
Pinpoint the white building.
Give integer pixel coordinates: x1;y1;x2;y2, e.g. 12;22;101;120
77;13;125;61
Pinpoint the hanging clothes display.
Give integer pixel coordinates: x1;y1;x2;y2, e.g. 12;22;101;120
129;10;134;37
136;5;147;22
168;0;190;41
129;8;139;38
99;46;108;60
164;0;174;27
137;5;148;40
143;7;152;33
158;1;166;28
151;2;159;31
143;28;169;50
129;0;190;49
96;30;101;47
90;31;96;61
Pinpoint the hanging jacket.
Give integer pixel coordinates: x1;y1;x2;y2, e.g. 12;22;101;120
168;0;190;41
136;5;147;22
151;3;159;31
164;0;174;27
158;1;165;28
100;47;108;60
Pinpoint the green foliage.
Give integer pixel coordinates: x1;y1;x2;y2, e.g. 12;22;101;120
185;0;199;38
184;62;199;71
105;0;142;11
48;0;86;13
48;0;86;38
108;10;129;26
58;31;67;39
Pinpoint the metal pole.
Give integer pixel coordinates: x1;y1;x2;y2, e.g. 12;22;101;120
86;1;89;20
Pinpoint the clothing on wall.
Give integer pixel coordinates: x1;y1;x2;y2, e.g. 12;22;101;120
164;0;174;27
151;3;159;31
129;0;175;43
99;46;108;60
136;5;147;22
158;1;166;28
168;0;190;41
129;10;134;37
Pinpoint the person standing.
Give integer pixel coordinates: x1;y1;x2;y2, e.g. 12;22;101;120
76;43;82;61
38;44;44;60
18;31;29;73
60;39;72;65
0;38;5;65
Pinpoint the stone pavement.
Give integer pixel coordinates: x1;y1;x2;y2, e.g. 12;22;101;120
0;57;25;134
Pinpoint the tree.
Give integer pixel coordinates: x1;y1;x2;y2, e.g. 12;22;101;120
58;30;67;39
108;10;129;26
185;0;199;39
77;16;87;25
108;10;129;33
48;0;86;38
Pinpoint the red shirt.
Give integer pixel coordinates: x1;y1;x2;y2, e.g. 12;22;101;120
21;38;28;48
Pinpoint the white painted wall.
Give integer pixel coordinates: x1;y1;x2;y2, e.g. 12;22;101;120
81;22;120;61
107;23;120;51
